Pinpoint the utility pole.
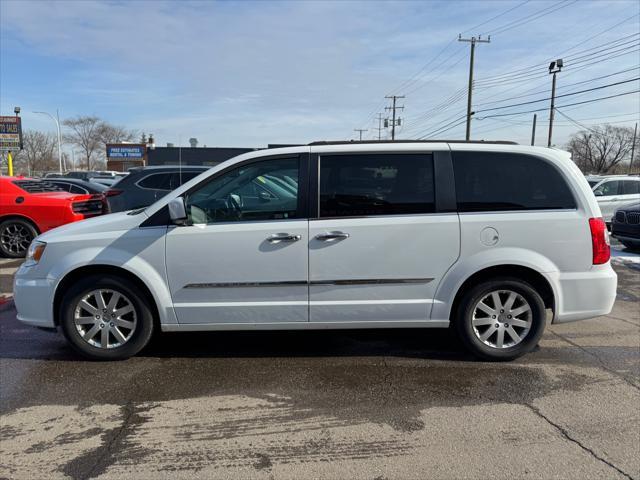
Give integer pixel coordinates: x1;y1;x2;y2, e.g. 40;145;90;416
458;34;490;141
547;59;563;147
354;129;368;141
375;113;385;140
531;114;537;146
385;95;404;140
630;122;638;173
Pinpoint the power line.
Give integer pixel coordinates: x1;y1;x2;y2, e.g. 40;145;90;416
474;66;640;107
475;31;639;84
462;0;531;35
475;77;640;114
477;89;640;119
484;0;578;36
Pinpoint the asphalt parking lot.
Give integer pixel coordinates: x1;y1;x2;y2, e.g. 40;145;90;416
1;250;638;480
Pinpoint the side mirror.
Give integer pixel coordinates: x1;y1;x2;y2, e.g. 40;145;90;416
168;197;188;225
594;191;604;197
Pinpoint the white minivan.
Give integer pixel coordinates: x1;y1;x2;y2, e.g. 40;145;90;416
15;141;617;361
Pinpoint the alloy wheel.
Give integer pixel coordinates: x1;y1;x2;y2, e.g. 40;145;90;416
0;223;34;256
471;289;532;349
74;289;137;349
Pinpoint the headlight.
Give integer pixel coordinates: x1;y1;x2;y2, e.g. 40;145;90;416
25;241;47;266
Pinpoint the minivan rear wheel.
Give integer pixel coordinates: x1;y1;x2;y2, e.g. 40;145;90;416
455;278;546;361
59;275;154;360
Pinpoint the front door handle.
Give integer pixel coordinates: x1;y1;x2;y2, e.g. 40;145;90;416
315;231;350;241
267;233;301;243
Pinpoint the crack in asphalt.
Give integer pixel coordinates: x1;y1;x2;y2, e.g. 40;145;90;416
549;330;640;391
606;314;640;328
524;403;634;480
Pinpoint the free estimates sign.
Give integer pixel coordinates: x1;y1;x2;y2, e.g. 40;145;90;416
106;145;145;158
0;116;23;151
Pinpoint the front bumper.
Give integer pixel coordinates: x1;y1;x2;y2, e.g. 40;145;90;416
552;265;617;323
14;268;56;328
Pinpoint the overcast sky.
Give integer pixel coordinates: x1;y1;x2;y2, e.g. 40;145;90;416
1;0;638;151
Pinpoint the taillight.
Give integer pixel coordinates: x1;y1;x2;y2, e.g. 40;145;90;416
72;199;103;216
104;189;123;197
589;217;610;265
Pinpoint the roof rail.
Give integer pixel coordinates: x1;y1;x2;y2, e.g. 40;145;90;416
307;139;519;146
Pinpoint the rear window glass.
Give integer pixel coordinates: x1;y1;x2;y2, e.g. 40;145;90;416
452;152;576;212
12;180;65;194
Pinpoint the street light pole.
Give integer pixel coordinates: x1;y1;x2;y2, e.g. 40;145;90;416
34;110;63;174
547;59;563;148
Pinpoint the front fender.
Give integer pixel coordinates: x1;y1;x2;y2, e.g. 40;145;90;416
430;247;559;322
48;246;177;325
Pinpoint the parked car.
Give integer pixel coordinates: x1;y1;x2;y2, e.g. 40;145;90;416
89;177;118;188
611;202;640;251
15;141;616;361
105;166;210;212
63;171;104;181
0;177;104;258
590;176;640;224
45;178;108;195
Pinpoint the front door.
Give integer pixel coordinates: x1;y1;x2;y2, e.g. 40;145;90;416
308;152;459;325
165;155;309;325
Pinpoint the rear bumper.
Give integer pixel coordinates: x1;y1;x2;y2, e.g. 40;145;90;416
551;265;617;323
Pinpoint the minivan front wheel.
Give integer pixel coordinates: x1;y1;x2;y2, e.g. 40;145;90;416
59;275;154;360
455;278;546;361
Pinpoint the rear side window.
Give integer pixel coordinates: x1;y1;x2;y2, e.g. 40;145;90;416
169;171;204;190
69;185;89;194
319;154;435;217
137;173;172;191
12;180;64;193
593;181;620;196
452;152;576;212
622;180;640;195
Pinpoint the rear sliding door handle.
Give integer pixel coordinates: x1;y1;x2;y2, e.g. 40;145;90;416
315;231;350;241
267;233;301;243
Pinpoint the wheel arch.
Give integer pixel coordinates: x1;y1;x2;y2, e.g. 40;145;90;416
53;265;161;329
448;265;555;323
0;214;41;233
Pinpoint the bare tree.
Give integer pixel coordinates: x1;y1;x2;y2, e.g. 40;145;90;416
567;124;637;174
11;130;58;176
63;116;103;170
99;123;136;146
63;116;136;170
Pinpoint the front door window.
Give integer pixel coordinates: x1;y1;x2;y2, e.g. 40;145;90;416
184;158;300;224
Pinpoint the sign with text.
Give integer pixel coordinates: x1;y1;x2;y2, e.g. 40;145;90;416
0;116;23;151
106;144;145;158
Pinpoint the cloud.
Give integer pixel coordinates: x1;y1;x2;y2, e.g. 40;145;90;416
1;0;638;147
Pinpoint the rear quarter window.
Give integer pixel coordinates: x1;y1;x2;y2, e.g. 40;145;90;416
452;151;576;212
137;173;172;191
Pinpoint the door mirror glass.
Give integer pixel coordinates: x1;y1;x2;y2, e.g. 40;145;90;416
594;190;603;197
168;197;188;225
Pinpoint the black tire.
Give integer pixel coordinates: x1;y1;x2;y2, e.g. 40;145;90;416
0;218;38;258
454;277;546;361
59;274;154;360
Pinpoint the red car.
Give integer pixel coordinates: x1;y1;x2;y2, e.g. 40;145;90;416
0;177;105;258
